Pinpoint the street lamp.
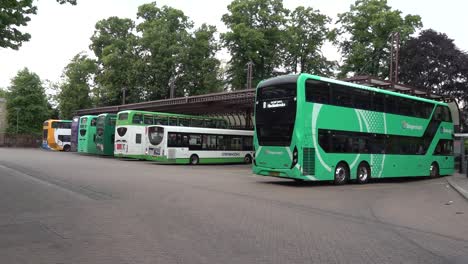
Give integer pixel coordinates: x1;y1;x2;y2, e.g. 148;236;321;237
15;107;20;134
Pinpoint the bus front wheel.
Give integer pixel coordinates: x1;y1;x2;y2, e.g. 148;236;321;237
190;154;199;165
334;162;349;185
63;145;71;152
244;154;252;164
430;162;439;178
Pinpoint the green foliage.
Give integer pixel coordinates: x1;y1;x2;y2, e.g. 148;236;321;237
57;53;97;119
337;0;422;78
283;6;335;75
137;2;193;99
399;29;468;103
0;0;76;50
6;68;50;133
175;24;223;96
222;0;288;89
90;17;140;105
0;88;8;98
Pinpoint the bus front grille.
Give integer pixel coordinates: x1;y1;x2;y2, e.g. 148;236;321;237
303;148;315;176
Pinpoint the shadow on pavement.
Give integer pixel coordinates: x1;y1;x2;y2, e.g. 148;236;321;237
259;175;443;188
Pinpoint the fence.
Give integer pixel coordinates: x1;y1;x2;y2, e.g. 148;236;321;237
0;133;42;148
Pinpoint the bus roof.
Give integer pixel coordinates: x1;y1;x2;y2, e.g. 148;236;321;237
117;110;225;120
44;119;72;123
97;113;117;117
258;74;447;106
148;125;253;136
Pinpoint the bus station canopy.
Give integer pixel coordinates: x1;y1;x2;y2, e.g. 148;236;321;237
75;75;449;129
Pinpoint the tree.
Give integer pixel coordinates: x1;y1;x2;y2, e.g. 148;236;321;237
0;88;7;98
399;29;468;104
175;24;223;96
57;53;97;119
137;2;193;99
90;17;140;105
0;0;76;50
221;0;288;89
337;0;422;78
6;68;50;134
282;6;335;75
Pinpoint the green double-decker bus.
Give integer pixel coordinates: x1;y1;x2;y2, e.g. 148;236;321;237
95;113;117;156
78;115;98;154
115;110;228;159
253;74;454;184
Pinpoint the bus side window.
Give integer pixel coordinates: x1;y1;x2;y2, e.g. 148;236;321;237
132;114;143;124
243;136;253;151
182;135;189;147
353;89;371;110
373;93;385;112
434;106;443;121
385;95;398;115
155;116;167;125
91;118;97;126
305;80;330;104
188;134;202;150
217;135;226;150
331;84;353;108
399;98;414;117
144;115;154;125
169;117;178;126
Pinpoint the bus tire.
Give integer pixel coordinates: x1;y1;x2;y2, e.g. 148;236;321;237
356;162;370;184
190;154;199;165
334;162;349;185
244;154;252;164
63;145;71;152
430;162;439;178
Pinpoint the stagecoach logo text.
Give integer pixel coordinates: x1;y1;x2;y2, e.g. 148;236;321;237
263;100;286;109
402;121;423;131
440;127;453;134
222;153;240;157
265;150;283;155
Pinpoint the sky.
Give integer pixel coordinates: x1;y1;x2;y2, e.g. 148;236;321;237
0;0;467;89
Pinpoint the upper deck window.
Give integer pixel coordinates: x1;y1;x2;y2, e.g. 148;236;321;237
305;79;435;119
118;113;129;121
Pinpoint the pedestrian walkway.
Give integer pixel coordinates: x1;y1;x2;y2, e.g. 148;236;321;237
447;173;468;200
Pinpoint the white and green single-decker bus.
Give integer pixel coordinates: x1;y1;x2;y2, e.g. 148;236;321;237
145;125;254;164
253;74;454;184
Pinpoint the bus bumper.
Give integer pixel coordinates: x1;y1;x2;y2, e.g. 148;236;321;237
252;165;313;181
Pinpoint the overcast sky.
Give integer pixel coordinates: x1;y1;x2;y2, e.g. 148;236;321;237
0;0;466;89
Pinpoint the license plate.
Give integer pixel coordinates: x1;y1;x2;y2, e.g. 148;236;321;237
269;171;280;176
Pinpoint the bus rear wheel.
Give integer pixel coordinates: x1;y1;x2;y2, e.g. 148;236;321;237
430;162;439;178
334;162;349;185
356;163;370;184
190;154;199;165
244;154;252;164
63;145;71;152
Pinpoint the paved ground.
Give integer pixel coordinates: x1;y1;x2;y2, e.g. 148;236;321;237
0;148;468;264
447;173;468;201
